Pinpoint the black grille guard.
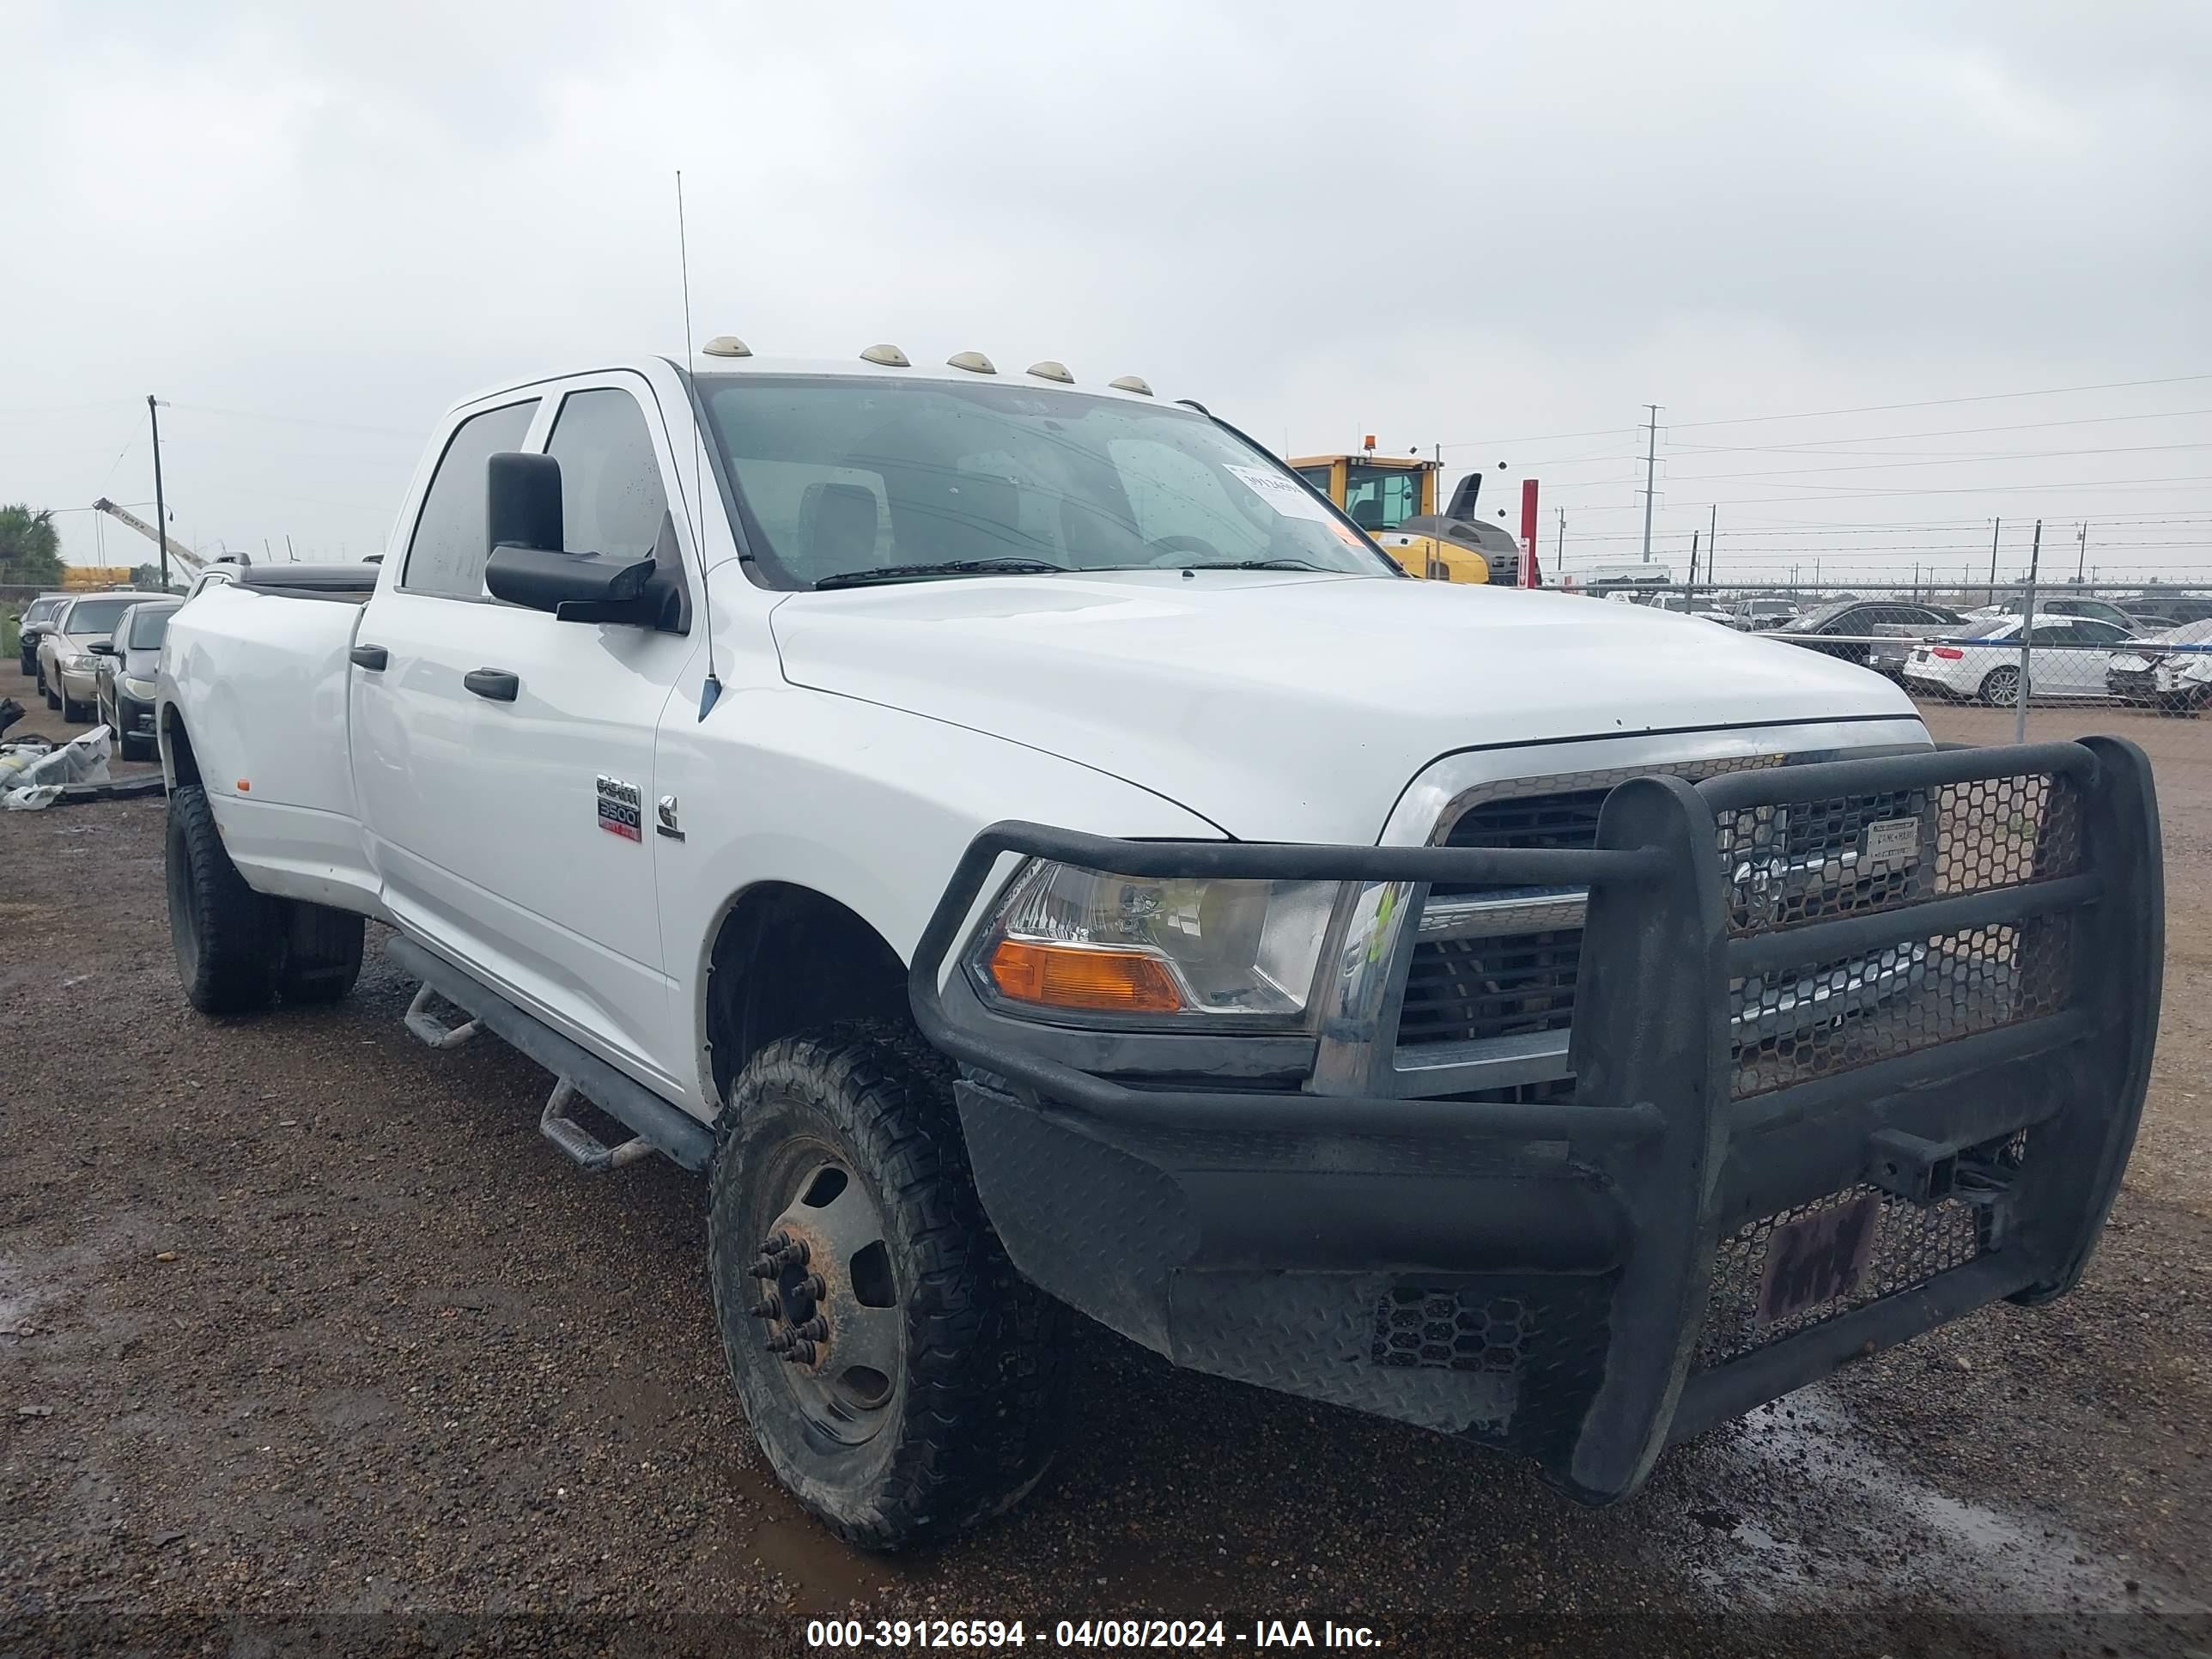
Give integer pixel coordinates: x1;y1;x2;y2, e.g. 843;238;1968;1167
908;737;2162;1501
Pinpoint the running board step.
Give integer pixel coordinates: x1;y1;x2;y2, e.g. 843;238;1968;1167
539;1078;655;1173
404;984;483;1049
384;935;715;1173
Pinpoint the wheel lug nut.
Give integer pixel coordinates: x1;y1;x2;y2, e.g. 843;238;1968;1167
786;1339;817;1365
748;1297;779;1320
745;1256;775;1280
797;1316;828;1342
800;1273;827;1304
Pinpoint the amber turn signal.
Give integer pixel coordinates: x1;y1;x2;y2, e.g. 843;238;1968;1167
987;939;1185;1014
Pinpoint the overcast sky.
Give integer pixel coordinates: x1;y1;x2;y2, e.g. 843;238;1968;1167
4;0;2209;586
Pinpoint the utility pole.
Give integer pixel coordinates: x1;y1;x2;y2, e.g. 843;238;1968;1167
1688;531;1701;592
2075;520;2087;584
2015;520;2043;745
1987;517;2001;606
147;396;170;590
1706;504;1717;588
1638;404;1660;563
1555;508;1565;580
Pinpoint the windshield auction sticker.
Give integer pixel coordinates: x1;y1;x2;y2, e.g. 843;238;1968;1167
1223;465;1338;525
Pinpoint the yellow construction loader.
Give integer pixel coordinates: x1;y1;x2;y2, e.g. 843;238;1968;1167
1290;449;1520;583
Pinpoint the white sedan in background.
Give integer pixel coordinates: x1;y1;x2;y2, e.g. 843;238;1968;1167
1902;614;2138;707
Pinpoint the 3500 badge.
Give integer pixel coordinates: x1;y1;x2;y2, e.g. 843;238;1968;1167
595;775;643;842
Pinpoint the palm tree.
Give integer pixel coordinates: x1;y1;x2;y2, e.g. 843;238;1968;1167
0;505;63;586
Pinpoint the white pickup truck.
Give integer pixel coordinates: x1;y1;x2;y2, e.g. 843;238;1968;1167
157;347;2163;1550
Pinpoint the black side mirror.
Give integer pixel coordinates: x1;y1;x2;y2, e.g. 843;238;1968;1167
486;452;563;559
88;641;119;656
483;452;659;623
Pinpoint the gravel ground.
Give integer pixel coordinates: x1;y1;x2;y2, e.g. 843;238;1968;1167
3;665;2207;1656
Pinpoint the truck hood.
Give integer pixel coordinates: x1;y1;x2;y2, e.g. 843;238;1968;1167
769;571;1920;842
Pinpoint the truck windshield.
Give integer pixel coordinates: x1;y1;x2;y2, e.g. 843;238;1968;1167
694;375;1395;589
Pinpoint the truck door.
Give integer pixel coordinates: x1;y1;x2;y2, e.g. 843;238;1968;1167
349;378;700;1091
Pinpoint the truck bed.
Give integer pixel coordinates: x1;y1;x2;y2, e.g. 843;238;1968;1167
161;577;380;915
232;564;380;602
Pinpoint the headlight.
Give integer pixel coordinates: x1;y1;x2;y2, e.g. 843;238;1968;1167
969;860;1339;1024
62;653;96;672
121;675;158;699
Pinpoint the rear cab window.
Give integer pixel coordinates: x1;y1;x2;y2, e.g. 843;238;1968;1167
398;400;541;598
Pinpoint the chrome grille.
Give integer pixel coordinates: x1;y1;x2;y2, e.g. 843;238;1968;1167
1400;754;1787;1060
1398;928;1582;1046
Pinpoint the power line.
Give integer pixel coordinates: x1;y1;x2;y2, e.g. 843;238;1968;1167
1667;440;2212;484
1672;405;2212;453
1670;371;2212;430
165;401;422;440
1437;425;1631;450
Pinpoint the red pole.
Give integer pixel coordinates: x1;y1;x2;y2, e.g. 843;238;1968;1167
1520;478;1540;586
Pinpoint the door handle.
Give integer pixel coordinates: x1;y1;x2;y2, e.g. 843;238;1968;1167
350;644;390;671
463;667;520;702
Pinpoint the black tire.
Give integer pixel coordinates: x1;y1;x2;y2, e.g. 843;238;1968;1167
1978;665;2022;708
44;678;58;710
120;732;155;763
277;898;364;1004
167;783;280;1014
708;1023;1070;1551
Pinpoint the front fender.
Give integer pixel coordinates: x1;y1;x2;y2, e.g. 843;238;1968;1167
653;682;1222;1108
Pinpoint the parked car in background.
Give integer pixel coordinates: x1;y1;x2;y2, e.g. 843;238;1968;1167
1770;600;1966;668
1988;594;2138;630
16;592;72;682
2122;609;2184;634
2123;595;2212;629
1646;593;1736;625
1902;613;2137;706
34;592;144;722
2106;618;2212;710
1728;597;1799;631
92;598;182;760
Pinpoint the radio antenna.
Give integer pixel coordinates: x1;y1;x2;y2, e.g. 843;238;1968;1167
677;168;723;720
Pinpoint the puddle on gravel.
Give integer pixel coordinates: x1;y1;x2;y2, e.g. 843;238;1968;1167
1691;1388;2201;1617
745;1505;902;1613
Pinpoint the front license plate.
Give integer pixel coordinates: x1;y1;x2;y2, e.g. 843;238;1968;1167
1754;1194;1881;1326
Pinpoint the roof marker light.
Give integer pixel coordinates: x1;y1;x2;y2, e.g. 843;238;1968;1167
1109;375;1153;396
701;336;751;358
948;350;997;374
1027;361;1074;384
860;343;911;367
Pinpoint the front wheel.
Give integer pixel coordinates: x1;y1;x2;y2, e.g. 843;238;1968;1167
1978;664;2022;708
708;1024;1070;1551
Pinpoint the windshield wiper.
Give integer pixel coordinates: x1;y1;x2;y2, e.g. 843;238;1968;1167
812;559;1065;591
1174;558;1334;574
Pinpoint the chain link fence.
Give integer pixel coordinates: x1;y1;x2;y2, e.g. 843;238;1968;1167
1594;580;2212;736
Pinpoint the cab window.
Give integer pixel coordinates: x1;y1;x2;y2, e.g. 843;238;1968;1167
1341;465;1419;533
400;400;540;598
545;389;669;560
